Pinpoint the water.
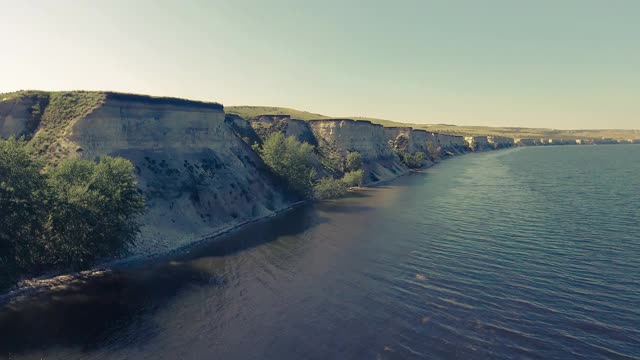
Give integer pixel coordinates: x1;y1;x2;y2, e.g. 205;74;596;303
1;145;639;360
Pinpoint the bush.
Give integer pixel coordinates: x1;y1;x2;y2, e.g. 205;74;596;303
345;151;362;171
0;138;48;285
342;170;364;187
256;133;317;197
46;157;145;267
314;177;348;199
398;151;427;169
0;138;145;287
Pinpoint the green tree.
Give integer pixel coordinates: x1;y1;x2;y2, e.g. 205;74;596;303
257;133;317;197
0;138;48;285
397;150;427;169
345;151;362;171
314;177;348;199
0;137;145;288
46;157;146;267
342;169;364;187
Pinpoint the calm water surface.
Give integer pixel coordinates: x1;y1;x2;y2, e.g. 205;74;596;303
1;145;639;359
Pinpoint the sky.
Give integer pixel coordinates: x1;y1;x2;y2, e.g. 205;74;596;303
1;0;638;129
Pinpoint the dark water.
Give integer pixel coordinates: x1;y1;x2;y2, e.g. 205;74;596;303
2;145;639;360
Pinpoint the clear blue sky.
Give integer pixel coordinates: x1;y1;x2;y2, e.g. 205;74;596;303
1;0;638;129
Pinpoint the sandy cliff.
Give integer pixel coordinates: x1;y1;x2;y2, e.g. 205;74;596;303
246;115;408;183
1;92;295;256
308;119;408;183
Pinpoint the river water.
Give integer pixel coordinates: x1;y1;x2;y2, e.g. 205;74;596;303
1;145;639;360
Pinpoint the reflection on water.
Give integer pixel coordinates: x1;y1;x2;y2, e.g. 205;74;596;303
1;145;639;360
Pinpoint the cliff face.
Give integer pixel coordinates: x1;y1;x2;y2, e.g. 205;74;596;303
465;136;514;151
308;119;408;183
384;127;436;165
2;90;561;262
249;115;318;146
0;93;48;139
13;93;295;256
434;133;468;156
246;116;408;183
488;136;515;149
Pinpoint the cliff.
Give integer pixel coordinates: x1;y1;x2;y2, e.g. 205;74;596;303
245;115;408;183
1;92;295;256
249;115;318;146
465;136;514;151
6;90;613;265
0;92;49;139
307;119;408;183
433;133;468;156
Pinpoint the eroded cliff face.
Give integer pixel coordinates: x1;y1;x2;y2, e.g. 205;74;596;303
384;127;436;165
465;136;515;151
433;133;468;156
0;94;48;139
52;94;294;255
249;115;318;146
488;136;515;149
308;119;407;183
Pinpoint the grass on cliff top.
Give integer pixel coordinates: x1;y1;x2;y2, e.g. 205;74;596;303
0;90;50;102
1;90;225;164
226;106;330;121
29;91;107;162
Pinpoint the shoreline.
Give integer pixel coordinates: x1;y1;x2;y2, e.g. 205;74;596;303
0;146;506;304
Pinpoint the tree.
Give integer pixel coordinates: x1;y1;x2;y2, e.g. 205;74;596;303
345;151;362;171
0;137;146;287
397;150;427;169
46;157;145;267
257;133;317;197
342;170;364;187
314;177;348;199
0;138;48;284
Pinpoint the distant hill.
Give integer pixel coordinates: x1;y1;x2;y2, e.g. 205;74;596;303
225;106;640;140
226;106;330;121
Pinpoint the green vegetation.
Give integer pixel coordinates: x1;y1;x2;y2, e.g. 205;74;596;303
342;169;364;187
254;133;317;197
314;177;348;199
254;134;365;200
28;91;106;162
345;151;362;171
396;150;427;169
0;138;144;289
226;106;329;121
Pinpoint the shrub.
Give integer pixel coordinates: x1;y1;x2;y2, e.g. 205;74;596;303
345;151;362;171
256;133;317;197
342;169;364;187
397;151;427;169
46;157;145;267
0;137;145;287
314;177;348;199
0;138;48;285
